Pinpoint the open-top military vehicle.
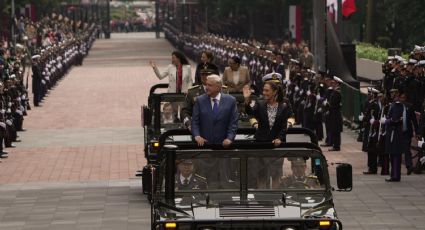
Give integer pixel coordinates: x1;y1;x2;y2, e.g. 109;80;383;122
142;128;352;230
141;83;257;164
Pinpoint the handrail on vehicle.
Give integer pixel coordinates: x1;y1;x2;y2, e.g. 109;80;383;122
158;127;319;149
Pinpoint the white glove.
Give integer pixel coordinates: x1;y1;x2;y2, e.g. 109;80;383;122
316;95;321;100
16;110;23;116
418;139;424;148
307;90;311;96
318;108;323;113
420;156;425;164
0;122;5;129
0;109;5;114
295;86;299;92
358;114;364;121
6;120;12;126
300;90;304;95
8;102;11;107
370;118;375;125
380;117;386;124
323;99;328;105
6;108;11;113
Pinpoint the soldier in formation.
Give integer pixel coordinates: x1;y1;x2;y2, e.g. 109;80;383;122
0;14;98;161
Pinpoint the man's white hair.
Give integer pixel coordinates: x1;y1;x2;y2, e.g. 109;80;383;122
207;74;222;86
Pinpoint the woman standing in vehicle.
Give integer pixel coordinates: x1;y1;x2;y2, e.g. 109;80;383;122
150;51;192;93
243;81;292;146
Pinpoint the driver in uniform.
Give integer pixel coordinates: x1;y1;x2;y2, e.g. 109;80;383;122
280;158;321;189
175;159;208;190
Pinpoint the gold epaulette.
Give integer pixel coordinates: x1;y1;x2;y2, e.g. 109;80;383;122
287;117;296;126
249;118;258;126
306;175;318;179
188;85;201;90
194;174;206;180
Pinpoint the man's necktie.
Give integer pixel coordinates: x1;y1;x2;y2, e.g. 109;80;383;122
212;98;219;117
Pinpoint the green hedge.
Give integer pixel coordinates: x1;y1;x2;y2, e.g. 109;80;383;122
356;43;409;62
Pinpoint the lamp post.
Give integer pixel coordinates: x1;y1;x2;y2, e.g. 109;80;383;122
11;0;16;54
105;0;110;38
155;0;160;38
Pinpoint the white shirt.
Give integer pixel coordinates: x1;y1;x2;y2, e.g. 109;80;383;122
180;174;192;184
210;93;221;109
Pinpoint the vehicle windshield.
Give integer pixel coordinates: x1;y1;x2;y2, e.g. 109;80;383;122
163;149;327;206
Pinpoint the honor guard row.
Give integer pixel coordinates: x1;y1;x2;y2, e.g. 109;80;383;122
0;13;100;161
359;45;425;180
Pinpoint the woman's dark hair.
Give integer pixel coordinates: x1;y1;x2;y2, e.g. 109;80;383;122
202;51;214;62
264;81;284;103
172;51;189;65
231;56;241;65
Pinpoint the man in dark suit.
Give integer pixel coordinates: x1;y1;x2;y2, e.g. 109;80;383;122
399;92;420;175
191;74;238;147
181;69;228;129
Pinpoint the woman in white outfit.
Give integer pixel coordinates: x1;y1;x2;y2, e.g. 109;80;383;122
150;51;192;93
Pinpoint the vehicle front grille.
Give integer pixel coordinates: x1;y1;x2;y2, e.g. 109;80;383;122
219;204;276;217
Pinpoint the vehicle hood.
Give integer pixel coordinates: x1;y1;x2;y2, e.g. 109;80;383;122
157;193;337;221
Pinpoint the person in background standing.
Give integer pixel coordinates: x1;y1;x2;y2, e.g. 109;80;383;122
194;51;219;85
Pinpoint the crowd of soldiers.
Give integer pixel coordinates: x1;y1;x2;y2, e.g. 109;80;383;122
164;23;344;152
358;46;425;180
0;14;98;160
164;23;311;92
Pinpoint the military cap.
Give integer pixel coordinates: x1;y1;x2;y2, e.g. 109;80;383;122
289;157;307;165
389;88;398;93
200;68;215;75
370;88;380;94
181;159;193;164
290;59;300;64
333;76;343;83
407;59;418;65
417;60;425;66
395;55;404;62
262;72;282;83
414;45;423;52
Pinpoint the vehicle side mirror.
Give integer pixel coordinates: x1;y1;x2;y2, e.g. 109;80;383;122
142;105;152;126
336;163;352;191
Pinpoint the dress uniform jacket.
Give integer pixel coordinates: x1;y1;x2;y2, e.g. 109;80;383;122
328;89;343;133
385;102;404;155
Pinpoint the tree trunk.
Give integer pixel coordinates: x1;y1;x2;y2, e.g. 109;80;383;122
365;0;375;43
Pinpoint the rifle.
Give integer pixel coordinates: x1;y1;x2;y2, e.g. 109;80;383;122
377;104;386;143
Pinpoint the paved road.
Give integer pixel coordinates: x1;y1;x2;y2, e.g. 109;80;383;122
0;32;423;230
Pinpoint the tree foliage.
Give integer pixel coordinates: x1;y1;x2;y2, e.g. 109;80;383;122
369;0;425;50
